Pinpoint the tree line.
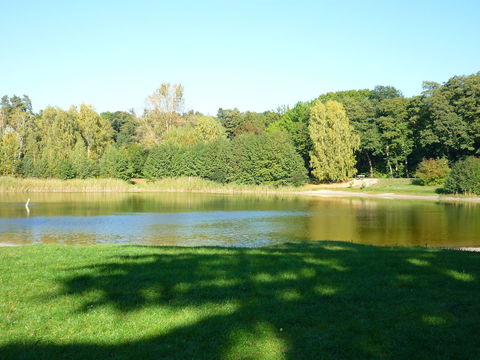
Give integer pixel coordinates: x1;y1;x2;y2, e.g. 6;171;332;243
1;72;479;186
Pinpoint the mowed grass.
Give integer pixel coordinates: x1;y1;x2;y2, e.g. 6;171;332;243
363;178;441;195
1;243;479;359
309;178;442;196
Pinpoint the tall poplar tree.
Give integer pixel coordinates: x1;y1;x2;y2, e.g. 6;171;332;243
308;100;359;182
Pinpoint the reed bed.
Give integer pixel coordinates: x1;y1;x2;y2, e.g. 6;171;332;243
0;176;299;193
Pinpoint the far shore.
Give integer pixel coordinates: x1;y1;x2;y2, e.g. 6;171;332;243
1;176;480;203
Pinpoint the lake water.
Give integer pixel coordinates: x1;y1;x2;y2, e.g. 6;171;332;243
0;192;479;248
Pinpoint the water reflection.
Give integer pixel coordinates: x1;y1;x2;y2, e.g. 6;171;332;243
0;193;479;247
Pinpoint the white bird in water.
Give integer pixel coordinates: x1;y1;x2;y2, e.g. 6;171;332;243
25;198;30;215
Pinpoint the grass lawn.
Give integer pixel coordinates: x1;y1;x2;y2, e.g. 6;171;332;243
1;243;479;359
309;178;442;196
361;178;441;195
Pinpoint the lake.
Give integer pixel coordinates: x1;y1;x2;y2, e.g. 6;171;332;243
0;192;479;248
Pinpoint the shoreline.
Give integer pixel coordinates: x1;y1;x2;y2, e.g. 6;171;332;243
296;189;480;203
1;176;479;203
1;242;479;252
4;187;477;203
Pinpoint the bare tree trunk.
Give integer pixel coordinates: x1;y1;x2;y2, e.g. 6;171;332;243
386;146;393;178
365;151;373;177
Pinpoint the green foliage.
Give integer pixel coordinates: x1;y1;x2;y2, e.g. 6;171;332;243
415;158;450;185
192;116;227;143
444;156;480;195
99;145;129;179
101;111;137;146
2;72;479;184
201;139;235;183
58;160;76;180
368;85;403;101
418;73;480;159
70;141;97;179
217;109;267;138
163;116;227;147
18;156;35;177
0;132;21;175
125;144;147;179
376;97;413;177
143;143;188;179
136;83;184;148
268;101;313;171
144;133;307;186
309;100;360;182
231;132;308;186
76;104;113;159
234;112;266;136
217;108;242;139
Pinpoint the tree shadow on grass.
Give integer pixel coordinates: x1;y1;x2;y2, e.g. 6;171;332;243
2;242;480;359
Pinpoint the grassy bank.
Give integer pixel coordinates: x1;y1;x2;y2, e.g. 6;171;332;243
354;178;441;195
309;178;441;196
1;243;479;359
1;177;477;201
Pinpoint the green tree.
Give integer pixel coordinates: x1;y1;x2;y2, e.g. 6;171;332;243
101;111;137;146
163;116;226;147
234;112;266;136
308;100;359;182
33;106;79;176
125;144;147;179
318;90;382;176
216;108;242;139
232;132;308;186
137;83;185;148
192;116;227;143
76;104;113;159
70;141;97;178
0;132;21;175
99;145;129;179
268;101;313;171
376;97;414;177
444;157;480;195
0;94;35;174
368;85;403;102
415;158;450;185
417;73;480;160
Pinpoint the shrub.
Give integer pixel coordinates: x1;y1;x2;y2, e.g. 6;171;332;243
18;157;35;177
415;158;450;185
125;144;147;178
143;144;185;179
143;132;308;186
444;156;480;195
70;142;98;179
99;145;130;180
231;131;308;186
201;139;235;183
58;160;76;180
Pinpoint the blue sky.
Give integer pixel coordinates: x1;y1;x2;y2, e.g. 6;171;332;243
1;0;479;115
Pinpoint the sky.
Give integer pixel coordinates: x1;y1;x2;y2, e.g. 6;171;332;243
1;0;479;115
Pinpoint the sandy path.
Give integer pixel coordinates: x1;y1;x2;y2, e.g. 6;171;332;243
297;190;480;203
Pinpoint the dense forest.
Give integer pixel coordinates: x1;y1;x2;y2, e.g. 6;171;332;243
1;72;479;186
